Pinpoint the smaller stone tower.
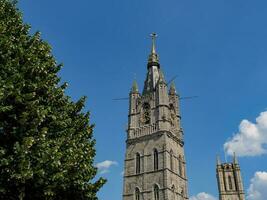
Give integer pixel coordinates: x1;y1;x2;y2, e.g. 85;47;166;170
216;154;245;200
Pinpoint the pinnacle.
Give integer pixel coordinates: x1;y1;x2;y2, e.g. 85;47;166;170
131;79;139;93
169;81;176;94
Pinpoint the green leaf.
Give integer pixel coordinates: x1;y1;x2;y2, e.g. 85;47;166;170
0;0;106;199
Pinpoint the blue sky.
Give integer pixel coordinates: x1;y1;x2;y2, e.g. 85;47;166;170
18;1;267;199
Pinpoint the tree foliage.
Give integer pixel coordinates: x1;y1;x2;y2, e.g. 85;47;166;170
0;0;106;199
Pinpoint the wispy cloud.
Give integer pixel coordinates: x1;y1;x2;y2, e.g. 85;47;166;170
190;192;217;200
248;171;267;200
224;111;267;157
96;160;118;174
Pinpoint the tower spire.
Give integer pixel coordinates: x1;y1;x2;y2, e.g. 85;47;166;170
147;33;160;68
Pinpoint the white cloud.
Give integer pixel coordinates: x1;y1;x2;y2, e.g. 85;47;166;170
224;111;267;156
247;171;267;200
190;192;217;200
96;160;118;174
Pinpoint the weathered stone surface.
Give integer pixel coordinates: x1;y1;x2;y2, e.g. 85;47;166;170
123;38;188;200
216;156;245;200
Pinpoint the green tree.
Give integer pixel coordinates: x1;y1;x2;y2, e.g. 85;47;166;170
0;0;106;199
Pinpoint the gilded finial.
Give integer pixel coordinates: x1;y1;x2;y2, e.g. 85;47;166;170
150;32;157;54
147;32;160;68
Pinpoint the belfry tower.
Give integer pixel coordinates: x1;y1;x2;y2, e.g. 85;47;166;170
122;34;189;200
216;154;245;200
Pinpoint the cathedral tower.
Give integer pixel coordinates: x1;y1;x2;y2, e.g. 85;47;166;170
216;154;245;200
122;34;189;200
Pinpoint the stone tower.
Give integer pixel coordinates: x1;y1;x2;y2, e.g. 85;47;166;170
122;34;189;200
216;154;245;200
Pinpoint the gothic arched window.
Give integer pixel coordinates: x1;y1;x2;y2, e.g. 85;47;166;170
154;149;159;170
228;175;233;190
136;153;141;174
135;187;140;200
143;103;151;124
178;155;182;177
154;184;159;200
170;150;173;171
